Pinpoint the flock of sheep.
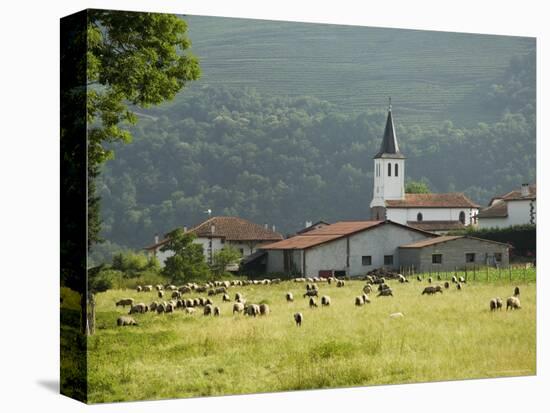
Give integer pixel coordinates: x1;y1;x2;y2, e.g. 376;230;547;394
114;274;523;327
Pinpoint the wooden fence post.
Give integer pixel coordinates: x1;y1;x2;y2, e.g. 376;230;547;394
486;265;489;281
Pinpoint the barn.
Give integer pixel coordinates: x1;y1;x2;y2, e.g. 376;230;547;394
260;220;436;277
398;235;510;272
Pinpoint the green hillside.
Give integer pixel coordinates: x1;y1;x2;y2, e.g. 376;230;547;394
170;15;535;127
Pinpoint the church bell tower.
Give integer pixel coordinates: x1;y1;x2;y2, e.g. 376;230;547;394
370;99;406;220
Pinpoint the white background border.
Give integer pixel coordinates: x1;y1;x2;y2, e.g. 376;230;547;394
0;0;546;411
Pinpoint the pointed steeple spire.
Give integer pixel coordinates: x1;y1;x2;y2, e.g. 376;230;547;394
374;98;405;159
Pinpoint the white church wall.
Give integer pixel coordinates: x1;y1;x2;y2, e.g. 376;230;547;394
507;200;536;226
386;207;476;225
370;158;405;208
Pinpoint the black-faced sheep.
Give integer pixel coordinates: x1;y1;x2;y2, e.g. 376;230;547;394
422;286;443;295
506;296;521;310
246;304;260;317
116;298;134;308
233;302;245;314
459;276;466;283
158;291;164;299
204;304;213;316
355;296;364;306
417;275;422;282
456;283;462;290
213;306;221;316
117;316;137;326
156;284;163;291
143;285;153;292
489;298;503;311
259;303;270;315
136;285;143;292
451;276;458;284
222;294;230;302
378;283;390;292
171;291;181;299
309;297;318;308
362;294;371;304
444;281;450;289
165;303;174;313
321;296;331;306
129;303;148;314
178;286;191;294
156;303;166;314
185;307;196;314
149;301;158;312
286;292;294;302
235;292;243;301
398;275;407;283
336;280;345;288
428;277;433;284
205;298;213;306
363;284;372;294
514;286;520;297
303;289;319;298
377;288;393;297
294;312;303;326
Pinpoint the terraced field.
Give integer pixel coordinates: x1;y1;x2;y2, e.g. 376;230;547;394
170;15;535;127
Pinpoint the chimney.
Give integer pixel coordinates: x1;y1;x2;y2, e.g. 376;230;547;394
183;225;188;232
264;223;268;230
521;183;529;197
211;224;216;234
154;233;159;244
272;224;276;232
305;220;312;228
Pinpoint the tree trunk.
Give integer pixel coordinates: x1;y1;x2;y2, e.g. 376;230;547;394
80;293;88;335
89;293;96;335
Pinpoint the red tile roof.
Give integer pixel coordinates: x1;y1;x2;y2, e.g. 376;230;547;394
478;200;508;218
490;184;536;204
385;193;479;208
406;220;466;232
399;235;510;249
144;216;282;250
261;220;436;250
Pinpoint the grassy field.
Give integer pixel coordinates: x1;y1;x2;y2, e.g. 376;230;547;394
71;271;536;403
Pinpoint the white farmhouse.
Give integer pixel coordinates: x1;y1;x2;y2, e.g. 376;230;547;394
261;220;436;277
144;216;283;266
369;102;479;233
477;183;536;229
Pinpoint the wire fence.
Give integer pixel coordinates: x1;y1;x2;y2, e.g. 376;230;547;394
399;263;536;283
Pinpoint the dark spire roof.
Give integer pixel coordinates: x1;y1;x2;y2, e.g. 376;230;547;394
374;99;405;159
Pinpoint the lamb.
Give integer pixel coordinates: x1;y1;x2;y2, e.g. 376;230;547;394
506;296;521;310
389;312;404;319
428;277;433;284
286;292;294;302
377;288;393;297
116;298;134;308
422;286;443;295
355;296;364;306
309;297;318;308
321;296;331;306
203;304;213;316
233;302;245;314
185;307;196;314
213;306;221;316
246;304;260;317
222;293;231;302
363;284;372;294
489;297;503;311
259;303;270;315
303;290;319;298
514;286;520;297
294;312;303;327
117;316;137;326
444;281;450;289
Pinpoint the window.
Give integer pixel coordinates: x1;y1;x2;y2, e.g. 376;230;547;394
220;239;225;244
395;163;398;176
465;253;475;263
417;212;423;221
495;253;502;262
388;163;392;176
432;254;442;264
384;255;394;265
362;256;372;266
459;211;466;224
239;248;244;256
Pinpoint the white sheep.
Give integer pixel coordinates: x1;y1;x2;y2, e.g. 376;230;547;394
116;298;134;308
117;316;137;326
185;307;196;314
286;292;294;302
389;312;404;319
233;302;245;314
259;303;270;316
506;296;521;310
222;294;230;302
294;312;303;327
321;296;331;306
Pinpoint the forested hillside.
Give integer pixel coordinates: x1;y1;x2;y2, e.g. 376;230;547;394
90;18;535;263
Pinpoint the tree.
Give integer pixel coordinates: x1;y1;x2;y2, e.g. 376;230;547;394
86;265;113;335
160;229;210;283
405;180;431;194
211;246;242;278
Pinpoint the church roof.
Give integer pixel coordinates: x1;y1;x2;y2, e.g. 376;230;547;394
374;105;405;159
406;220;466;232
385;193;479;208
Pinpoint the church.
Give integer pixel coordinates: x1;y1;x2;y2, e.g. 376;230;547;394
369;102;479;233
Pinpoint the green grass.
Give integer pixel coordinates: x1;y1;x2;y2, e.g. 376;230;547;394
82;271;536;403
